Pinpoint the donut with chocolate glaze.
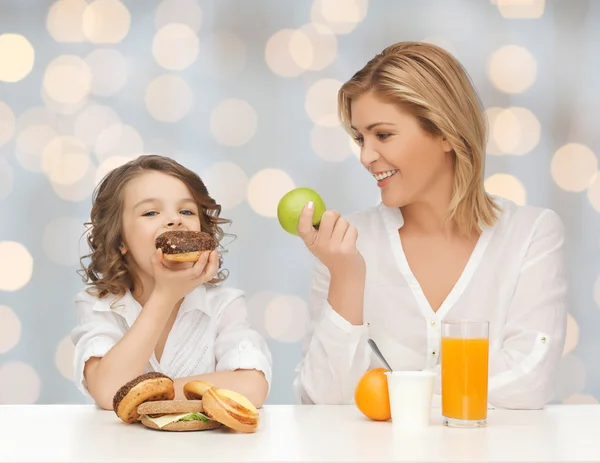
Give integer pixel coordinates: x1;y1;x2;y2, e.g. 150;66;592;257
113;372;175;423
155;230;217;262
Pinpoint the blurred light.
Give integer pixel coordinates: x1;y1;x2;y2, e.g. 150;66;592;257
0;34;35;83
311;0;369;35
82;0;131;44
247;169;295;217
305;79;342;127
95;156;133;185
16;125;59;173
562;313;579;357
55;337;75;380
0;306;21;354
492;107;540;155
551;143;598;192
488;45;537;94
41;87;87;115
42;136;91;185
46;0;87;43
484;173;527;205
51;163;97;202
494;0;545;19
291;23;337;71
265;29;305;77
0;242;33;292
587;172;600;213
153;23;199;71
43;55;93;105
0;362;41;404
94;124;144;161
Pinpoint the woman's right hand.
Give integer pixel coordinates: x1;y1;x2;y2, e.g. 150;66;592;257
150;248;220;303
297;201;365;278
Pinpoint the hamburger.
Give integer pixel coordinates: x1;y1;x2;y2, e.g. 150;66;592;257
155;230;217;262
137;400;221;432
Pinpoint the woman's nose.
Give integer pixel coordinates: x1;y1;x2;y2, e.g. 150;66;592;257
360;143;379;168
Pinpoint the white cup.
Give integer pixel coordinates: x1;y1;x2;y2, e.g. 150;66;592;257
385;370;436;431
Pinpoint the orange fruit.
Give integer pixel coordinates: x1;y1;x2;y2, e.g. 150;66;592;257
354;367;391;421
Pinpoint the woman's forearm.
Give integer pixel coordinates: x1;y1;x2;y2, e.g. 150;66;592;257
328;271;366;326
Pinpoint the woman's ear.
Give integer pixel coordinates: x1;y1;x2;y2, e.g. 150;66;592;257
441;136;453;153
119;243;127;255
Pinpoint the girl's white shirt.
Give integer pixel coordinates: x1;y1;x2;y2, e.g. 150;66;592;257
71;284;273;396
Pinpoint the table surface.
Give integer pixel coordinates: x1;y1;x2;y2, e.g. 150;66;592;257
0;404;598;462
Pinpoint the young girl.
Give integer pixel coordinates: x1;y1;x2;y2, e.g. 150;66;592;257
71;154;272;409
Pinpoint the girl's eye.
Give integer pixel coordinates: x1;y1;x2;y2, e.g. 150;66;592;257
180;210;195;215
354;135;364;146
377;133;391;140
142;211;158;217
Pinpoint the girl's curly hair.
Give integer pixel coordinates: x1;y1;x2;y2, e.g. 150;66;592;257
78;154;232;299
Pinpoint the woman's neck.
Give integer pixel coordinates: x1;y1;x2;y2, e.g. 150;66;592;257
401;171;456;236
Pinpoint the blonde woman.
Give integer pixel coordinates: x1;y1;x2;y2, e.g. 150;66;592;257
293;42;567;409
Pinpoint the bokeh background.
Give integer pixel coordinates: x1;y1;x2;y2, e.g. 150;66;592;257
0;0;599;406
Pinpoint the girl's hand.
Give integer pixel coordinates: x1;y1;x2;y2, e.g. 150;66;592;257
150;248;220;303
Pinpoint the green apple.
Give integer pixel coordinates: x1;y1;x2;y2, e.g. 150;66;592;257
277;187;326;236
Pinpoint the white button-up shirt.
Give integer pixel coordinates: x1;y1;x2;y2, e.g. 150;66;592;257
71;285;273;397
293;197;568;409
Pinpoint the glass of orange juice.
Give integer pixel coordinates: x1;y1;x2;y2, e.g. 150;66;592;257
441;320;489;428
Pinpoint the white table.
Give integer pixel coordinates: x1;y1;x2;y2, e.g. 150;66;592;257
0;404;598;462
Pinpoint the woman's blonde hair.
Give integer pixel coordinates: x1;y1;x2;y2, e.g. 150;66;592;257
338;41;500;236
79;154;231;299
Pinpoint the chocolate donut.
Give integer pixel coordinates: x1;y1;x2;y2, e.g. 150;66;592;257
155;230;217;262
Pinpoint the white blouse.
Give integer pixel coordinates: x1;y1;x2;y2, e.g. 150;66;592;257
71;285;273;397
293;197;568;409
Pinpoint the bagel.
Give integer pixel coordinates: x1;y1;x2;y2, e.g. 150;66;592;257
112;372;175;423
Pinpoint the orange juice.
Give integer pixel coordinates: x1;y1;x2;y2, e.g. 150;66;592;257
441;337;489;421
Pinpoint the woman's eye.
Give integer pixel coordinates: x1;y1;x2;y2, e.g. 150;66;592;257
142;211;158;217
180;210;195;215
377;133;391;140
354;136;364;146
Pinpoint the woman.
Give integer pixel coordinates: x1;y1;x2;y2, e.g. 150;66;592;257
293;42;567;409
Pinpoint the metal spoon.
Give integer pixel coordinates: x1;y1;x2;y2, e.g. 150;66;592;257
368;338;393;372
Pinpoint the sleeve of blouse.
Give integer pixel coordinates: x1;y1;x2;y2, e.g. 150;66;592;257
213;288;273;393
487;209;568;409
